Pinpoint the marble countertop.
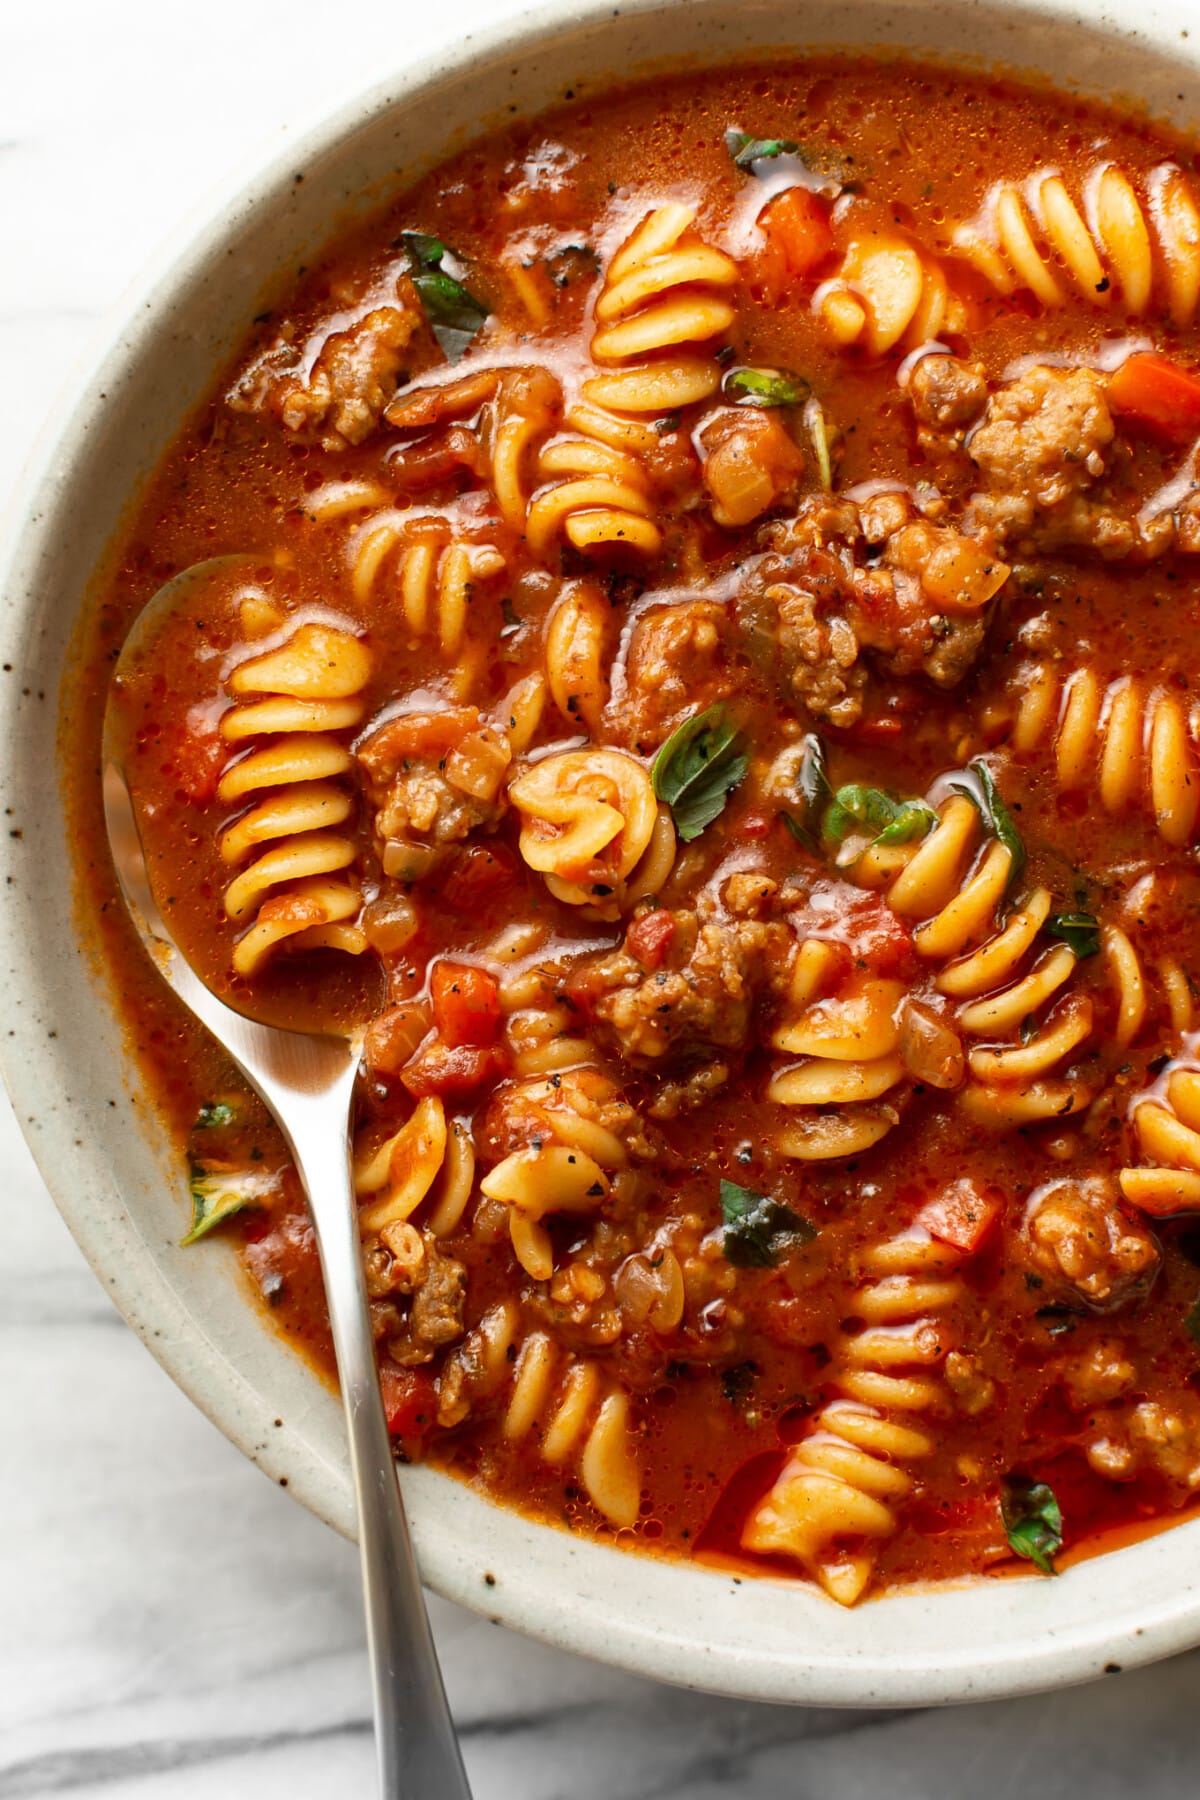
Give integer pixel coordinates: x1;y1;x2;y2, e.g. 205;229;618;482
3;3;1200;1794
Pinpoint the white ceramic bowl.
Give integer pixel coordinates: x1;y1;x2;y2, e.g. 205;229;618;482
4;0;1200;1708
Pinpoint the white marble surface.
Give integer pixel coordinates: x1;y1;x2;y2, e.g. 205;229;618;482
4;2;1200;1794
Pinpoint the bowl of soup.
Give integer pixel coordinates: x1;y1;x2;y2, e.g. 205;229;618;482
6;0;1200;1705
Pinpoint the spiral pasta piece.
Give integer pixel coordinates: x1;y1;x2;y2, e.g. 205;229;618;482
354;1095;477;1239
527;423;662;558
448;1302;641;1526
1121;1064;1200;1215
218;621;370;975
855;797;1097;1122
768;941;908;1160
1006;664;1200;849
348;511;507;666
480;1059;640;1280
544;581;611;733
583;203;739;412
742;1228;965;1604
508;747;671;916
814;234;968;355
951;161;1200;323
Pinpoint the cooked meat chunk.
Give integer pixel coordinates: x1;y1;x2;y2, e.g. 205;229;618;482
480;1065;652;1166
698;405;806;528
944;1350;995;1416
1060;1337;1137;1409
908;353;988;450
1023;1177;1160;1311
231;290;423;451
964;364;1169;558
1087;1397;1200;1495
569;907;787;1064
357;707;510;862
409;1240;468;1348
611;600;741;753
738;496;1005;725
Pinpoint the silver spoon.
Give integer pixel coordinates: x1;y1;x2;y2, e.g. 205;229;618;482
103;562;474;1800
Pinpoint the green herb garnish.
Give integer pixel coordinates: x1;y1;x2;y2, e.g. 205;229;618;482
721;1361;760;1404
720;1178;816;1269
182;1166;272;1247
822;784;937;848
1000;1475;1063;1575
725;130;801;170
652;706;748;844
194;1101;235;1130
1186;1294;1200;1348
781;733;831;850
806;397;833;491
400;232;489;359
722;366;809;408
1046;911;1101;960
948;761;1025;890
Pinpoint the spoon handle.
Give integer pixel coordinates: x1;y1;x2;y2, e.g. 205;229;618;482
292;1108;475;1799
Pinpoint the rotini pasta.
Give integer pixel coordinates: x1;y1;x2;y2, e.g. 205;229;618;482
814;233;968;355
768;940;908;1160
582;203;739;413
951;161;1200;323
1004;663;1200;848
507;747;674;916
346;511;506;691
448;1303;642;1526
480;1057;641;1280
217;621;370;974
1121;1061;1200;1214
855;797;1096;1122
743;1227;966;1604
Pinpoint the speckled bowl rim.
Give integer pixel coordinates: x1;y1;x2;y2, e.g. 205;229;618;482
5;0;1200;1709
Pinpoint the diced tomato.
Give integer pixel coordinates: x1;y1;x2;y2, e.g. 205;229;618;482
754;189;835;302
1107;352;1200;440
430;961;502;1048
379;1364;438;1439
851;716;905;742
358;706;480;770
626;908;677;971
739;811;773;840
916;1179;1003;1253
843;892;917;979
166;705;226;803
434;842;521;915
401;1038;510;1098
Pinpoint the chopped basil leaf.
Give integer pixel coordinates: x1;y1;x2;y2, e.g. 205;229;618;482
182;1166;273;1246
782;810;818;853
1000;1475;1063;1575
1046;911;1101;960
720;1178;817;1269
195;1101;235;1130
546;242;600;288
400;231;488;359
722;366;809;408
798;733;831;814
725;130;801;170
1186;1293;1200;1347
782;733;831;851
721;1361;760;1404
823;784;937;848
947;761;1025;890
805;397;833;491
652;706;748;843
1035;1302;1083;1336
